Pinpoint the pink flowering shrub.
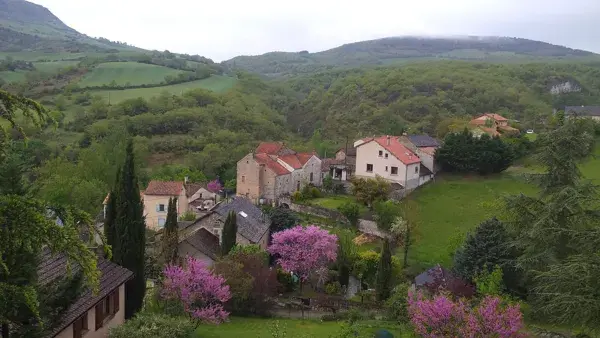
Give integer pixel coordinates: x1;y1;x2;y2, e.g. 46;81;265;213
162;256;231;325
268;225;338;282
207;180;223;193
408;290;524;337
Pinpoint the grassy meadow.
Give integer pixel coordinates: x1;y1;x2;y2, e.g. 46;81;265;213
90;75;237;103
77;62;186;87
195;317;411;338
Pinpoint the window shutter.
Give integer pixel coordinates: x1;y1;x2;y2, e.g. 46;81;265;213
95;303;103;329
114;288;120;313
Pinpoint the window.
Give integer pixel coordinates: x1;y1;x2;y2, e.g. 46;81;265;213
415;166;419;174
385;166;388;172
391;167;398;175
296;181;300;191
158;218;166;227
241;175;245;183
73;313;88;338
156;204;165;212
378;150;383;157
199;193;203;198
95;289;120;330
366;164;373;172
310;172;314;182
385;153;389;159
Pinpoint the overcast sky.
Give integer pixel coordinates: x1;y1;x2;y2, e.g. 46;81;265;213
29;0;600;62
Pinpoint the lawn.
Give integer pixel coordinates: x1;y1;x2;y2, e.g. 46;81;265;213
399;173;537;268
78;62;187;87
195;317;411;337
90;75;237;103
309;195;366;213
0;70;27;83
33;60;80;73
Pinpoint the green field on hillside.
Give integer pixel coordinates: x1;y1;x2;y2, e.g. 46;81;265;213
195;317;410;337
91;75;237;103
33;60;80;73
78;62;186;87
0;70;27;83
0;51;145;62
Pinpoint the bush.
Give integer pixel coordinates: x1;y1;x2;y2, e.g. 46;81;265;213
385;283;410;323
276;267;296;293
325;281;342;295
291;191;304;202
338;202;360;228
108;312;195;338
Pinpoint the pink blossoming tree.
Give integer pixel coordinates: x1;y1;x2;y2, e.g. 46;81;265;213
408;290;524;337
207;180;223;193
268;225;338;288
162;256;231;325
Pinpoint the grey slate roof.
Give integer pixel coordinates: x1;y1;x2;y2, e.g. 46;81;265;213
565;106;600;117
213;197;270;243
414;264;474;298
38;248;133;337
408;135;440;148
183;228;220;260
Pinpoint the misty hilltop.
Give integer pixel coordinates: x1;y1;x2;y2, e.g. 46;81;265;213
223;36;598;76
0;0;137;52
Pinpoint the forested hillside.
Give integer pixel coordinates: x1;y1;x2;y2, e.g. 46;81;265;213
283;61;600;139
224;36;598;76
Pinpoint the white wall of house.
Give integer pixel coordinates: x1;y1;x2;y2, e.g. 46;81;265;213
54;284;125;338
355;141;410;186
143;191;188;230
189;188;218;204
415;149;435;173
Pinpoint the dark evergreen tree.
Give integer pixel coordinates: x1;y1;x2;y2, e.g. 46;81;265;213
106;139;146;319
221;211;237;256
436;129;514;175
376;238;393;301
162;197;179;264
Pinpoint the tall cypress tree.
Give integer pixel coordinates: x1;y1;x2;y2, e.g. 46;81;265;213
105;139;146;319
376;238;393;301
221;211;237;256
162;197;179;264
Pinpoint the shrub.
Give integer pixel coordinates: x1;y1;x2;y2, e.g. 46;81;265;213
332;183;346;194
325;281;342;295
108;312;195;338
385;283;410;323
291;191;304;202
276;268;296;292
338;202;360;228
310;186;322;198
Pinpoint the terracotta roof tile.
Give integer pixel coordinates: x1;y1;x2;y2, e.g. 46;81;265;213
485;113;508;121
361;136;421;165
255;142;284;155
184;183;206;198
419;147;437;156
255;153;291;176
145;181;184;196
278;154;303;169
297;153;314;165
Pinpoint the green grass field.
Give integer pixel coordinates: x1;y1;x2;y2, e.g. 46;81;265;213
195;318;410;337
0;70;27;83
33;60;80;73
0;51;145;62
309;195;368;214
90;75;237;103
78;62;186;87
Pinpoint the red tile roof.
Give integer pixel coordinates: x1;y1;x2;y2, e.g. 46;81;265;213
360;136;421;165
255;153;291;175
145;181;184;196
297;153;314;165
419;147;437;156
255;142;285;155
485;113;508;121
278;154;303;169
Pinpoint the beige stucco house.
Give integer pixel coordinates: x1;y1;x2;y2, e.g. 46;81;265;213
236;142;322;205
354;135;433;190
142;181;188;229
469;113;519;137
179;197;271;251
40;249;133;338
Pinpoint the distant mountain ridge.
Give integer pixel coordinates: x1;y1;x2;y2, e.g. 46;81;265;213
0;0;137;52
223;36;598;76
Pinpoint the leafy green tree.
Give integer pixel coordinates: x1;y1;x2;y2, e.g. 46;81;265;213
373;200;401;231
323;174;334;192
162;197;179;264
474;265;505;297
376;238;393;301
435;129;514;174
351;176;391;209
104;139;146;319
221;211;238;256
338;202;360;228
267;207;299;233
0;196;103;337
0;151;29;196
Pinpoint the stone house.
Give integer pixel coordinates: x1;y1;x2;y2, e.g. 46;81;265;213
321;147;356;181
40;248;133;338
178;228;220;267
354;135;433;190
565;105;600;120
469;113;519;137
398;134;441;174
236;142;322;204
178;197;271;250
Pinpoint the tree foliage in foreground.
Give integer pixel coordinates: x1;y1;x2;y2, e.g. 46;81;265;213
221;211;237;256
0;196;102;336
108;312;195;338
435;129;514;175
162;197;178;264
351;176;391;209
376;238;393;301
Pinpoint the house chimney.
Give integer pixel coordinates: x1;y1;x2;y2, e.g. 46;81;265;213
386;135;391;146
